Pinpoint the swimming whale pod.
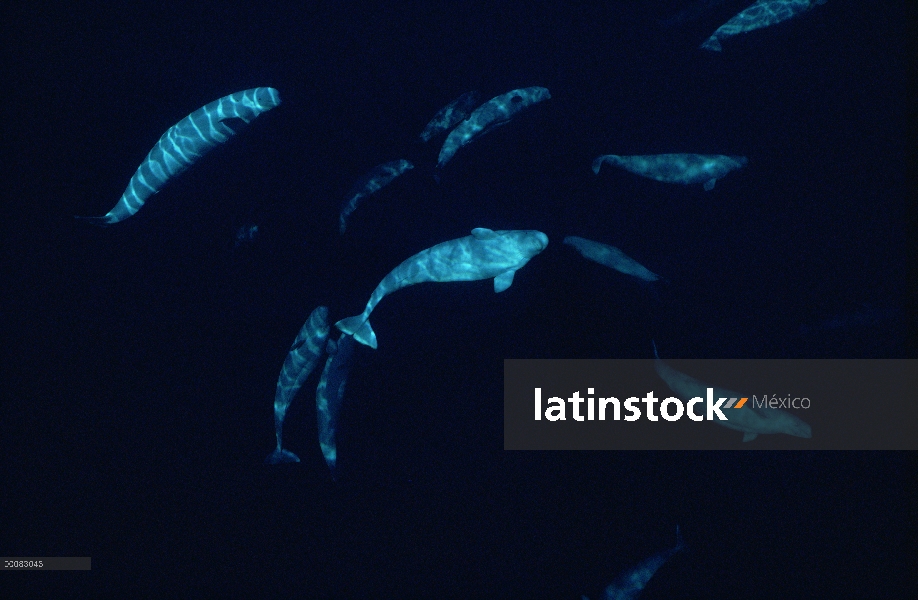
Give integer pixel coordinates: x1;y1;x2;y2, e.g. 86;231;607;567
419;91;481;142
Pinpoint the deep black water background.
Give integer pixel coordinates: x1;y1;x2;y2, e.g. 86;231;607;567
2;1;914;597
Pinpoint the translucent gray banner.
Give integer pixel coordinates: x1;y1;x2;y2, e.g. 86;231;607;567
504;359;917;450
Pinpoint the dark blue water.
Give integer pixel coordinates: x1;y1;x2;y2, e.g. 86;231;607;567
2;1;912;597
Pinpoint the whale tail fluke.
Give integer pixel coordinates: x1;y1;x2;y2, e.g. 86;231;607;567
700;37;722;51
591;156;605;175
75;215;114;227
321;444;338;481
265;448;301;464
336;315;377;349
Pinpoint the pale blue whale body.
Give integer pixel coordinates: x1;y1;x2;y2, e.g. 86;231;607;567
436;86;550;172
77;87;281;225
652;341;812;442
419;91;481;142
266;306;330;464
701;0;828;51
234;223;258;248
564;236;660;283
336;228;549;349
339;159;414;233
585;527;685;600
315;333;357;478
593;153;747;191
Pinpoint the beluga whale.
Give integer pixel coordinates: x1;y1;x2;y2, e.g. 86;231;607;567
266;306;330;464
564;236;661;283
593;153;747;191
652;341;812;442
419;91;481;142
436;86;551;175
234;223;259;248
336;228;549;349
700;0;829;52
77;87;281;225
339;159;414;233
315;333;358;478
585;527;685;600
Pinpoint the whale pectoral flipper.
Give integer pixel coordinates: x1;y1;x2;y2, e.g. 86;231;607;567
704;178;716;191
218;116;250;133
742;432;758;442
494;270;515;293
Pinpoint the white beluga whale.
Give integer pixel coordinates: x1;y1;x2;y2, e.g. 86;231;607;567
234;223;258;248
266;306;330;464
593;153;747;191
419;91;481;142
315;332;358;479
564;236;660;283
585;526;685;600
339;159;414;233
652;341;812;442
436;86;550;174
700;0;829;52
77;87;281;225
336;228;549;349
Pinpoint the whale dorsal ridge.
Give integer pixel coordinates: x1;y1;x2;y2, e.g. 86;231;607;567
471;227;498;240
